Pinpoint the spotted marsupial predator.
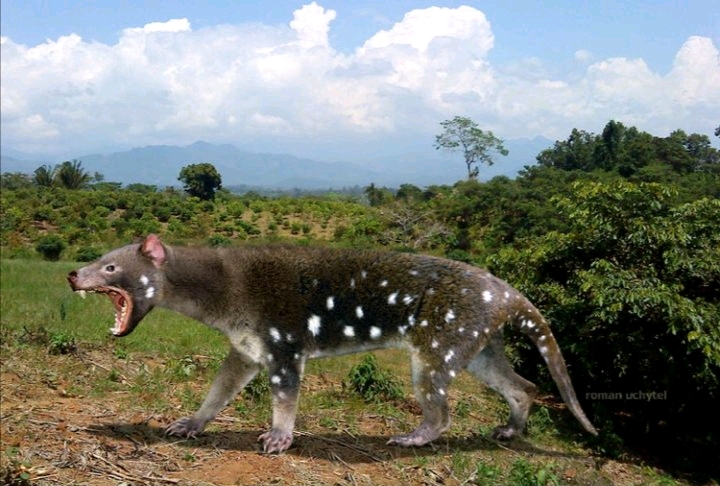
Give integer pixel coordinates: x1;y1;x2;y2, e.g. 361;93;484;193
67;234;597;453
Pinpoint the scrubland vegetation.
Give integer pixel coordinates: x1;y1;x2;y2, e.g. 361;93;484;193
1;121;718;485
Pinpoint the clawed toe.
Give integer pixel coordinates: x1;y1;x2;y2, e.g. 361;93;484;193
258;430;294;454
165;417;205;439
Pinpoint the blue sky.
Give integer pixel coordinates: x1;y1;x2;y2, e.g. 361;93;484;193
1;1;718;158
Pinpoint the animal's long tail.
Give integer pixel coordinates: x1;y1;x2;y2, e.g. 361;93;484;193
514;303;598;435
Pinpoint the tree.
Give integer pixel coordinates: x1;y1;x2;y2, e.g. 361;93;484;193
33;164;57;187
178;163;222;200
55;160;91;189
434;116;508;180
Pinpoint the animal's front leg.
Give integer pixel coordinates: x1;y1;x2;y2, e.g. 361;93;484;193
258;358;305;453
166;348;259;438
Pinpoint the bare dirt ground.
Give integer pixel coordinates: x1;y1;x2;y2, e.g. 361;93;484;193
0;346;675;486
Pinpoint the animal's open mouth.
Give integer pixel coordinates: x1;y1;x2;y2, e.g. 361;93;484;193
76;286;133;336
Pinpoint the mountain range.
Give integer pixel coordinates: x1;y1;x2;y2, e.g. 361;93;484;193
0;138;551;189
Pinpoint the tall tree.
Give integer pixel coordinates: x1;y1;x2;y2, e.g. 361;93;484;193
178;163;222;200
55;160;91;189
434;116;508;180
33;164;57;187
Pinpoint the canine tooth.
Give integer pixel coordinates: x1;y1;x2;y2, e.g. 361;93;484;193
78;290;87;298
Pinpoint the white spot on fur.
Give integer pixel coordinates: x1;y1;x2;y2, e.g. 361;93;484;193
370;326;382;339
426;393;432;401
420;319;429;327
145;286;155;299
271;375;282;385
504;291;510;299
361;270;367;279
461;288;470;295
269;328;281;342
444;350;455;362
526;321;536;329
267;354;274;362
388;292;398;305
355;306;364;319
408;315;416;326
539;346;549;355
484;327;491;334
140;275;149;286
326;296;335;310
539;335;547;342
431;339;439;349
294;353;301;361
458;327;465;333
350;278;355;289
399;325;408;335
445;309;455;323
483;290;493;302
343;326;355;337
439;388;446;396
403;294;414;305
427;288;436;295
449;370;457;378
307;315;322;336
286;333;294;342
380;280;388;287
409;269;419;276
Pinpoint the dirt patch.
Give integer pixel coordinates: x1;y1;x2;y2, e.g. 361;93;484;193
0;343;682;486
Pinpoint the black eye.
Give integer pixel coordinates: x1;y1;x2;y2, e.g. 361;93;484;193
105;265;115;272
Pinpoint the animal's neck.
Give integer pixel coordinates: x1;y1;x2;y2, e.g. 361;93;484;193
159;246;237;322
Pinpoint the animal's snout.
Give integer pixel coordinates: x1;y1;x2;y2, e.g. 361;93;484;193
67;271;79;289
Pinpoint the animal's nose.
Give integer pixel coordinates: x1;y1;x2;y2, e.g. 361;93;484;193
67;271;78;288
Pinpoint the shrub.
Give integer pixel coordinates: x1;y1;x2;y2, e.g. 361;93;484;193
343;354;404;403
35;234;67;261
75;246;103;262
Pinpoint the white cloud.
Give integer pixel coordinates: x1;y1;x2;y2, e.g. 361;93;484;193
0;3;718;156
574;49;593;63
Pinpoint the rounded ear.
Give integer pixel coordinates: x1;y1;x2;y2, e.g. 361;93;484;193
140;234;166;267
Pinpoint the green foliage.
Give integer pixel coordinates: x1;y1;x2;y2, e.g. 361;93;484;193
75;246;103;262
48;330;77;355
35;234;67;261
242;372;270;402
435;115;509;180
507;459;559;486
343;353;404;403
489;179;720;465
178;162;222;200
55;160;92;189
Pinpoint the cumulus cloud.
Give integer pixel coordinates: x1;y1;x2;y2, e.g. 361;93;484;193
0;3;718;156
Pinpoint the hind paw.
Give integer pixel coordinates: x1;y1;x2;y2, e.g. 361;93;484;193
491;425;519;441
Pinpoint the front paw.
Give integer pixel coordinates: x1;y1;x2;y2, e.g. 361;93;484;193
258;429;294;454
165;416;206;439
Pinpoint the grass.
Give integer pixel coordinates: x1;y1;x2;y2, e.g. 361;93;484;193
0;258;702;485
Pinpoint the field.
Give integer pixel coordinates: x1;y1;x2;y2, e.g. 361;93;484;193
0;259;692;485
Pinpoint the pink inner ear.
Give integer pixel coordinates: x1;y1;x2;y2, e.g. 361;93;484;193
141;234;166;267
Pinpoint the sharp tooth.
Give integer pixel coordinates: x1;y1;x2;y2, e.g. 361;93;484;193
77;290;87;299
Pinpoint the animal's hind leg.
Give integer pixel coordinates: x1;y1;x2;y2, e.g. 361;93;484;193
467;334;537;440
388;350;452;447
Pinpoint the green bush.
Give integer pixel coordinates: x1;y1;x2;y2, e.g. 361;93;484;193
35;234;67;261
489;180;720;469
75;246;103;262
343;354;404;403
